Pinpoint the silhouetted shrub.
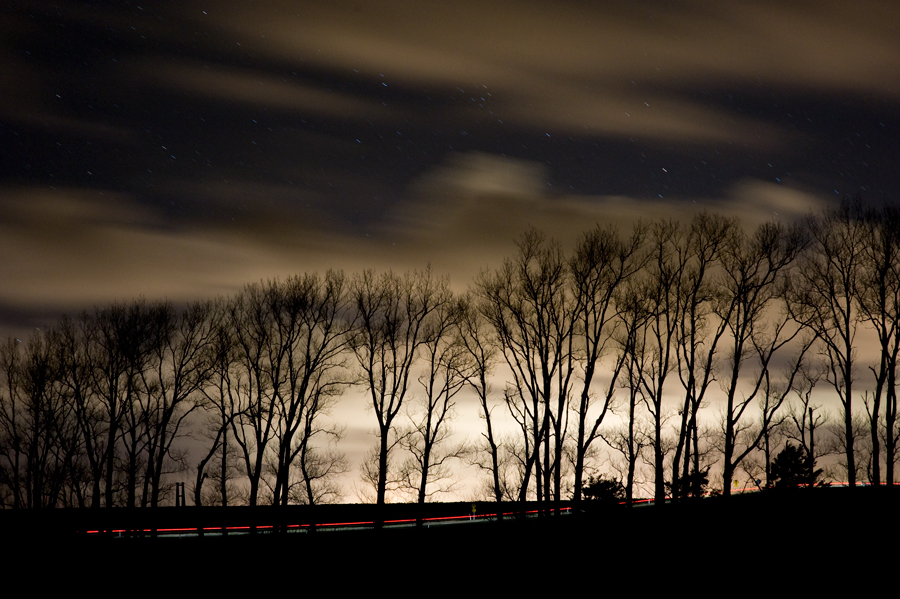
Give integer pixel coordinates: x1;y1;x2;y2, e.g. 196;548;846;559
581;476;625;503
769;443;823;489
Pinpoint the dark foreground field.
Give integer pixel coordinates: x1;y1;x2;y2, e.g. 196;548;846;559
5;488;896;592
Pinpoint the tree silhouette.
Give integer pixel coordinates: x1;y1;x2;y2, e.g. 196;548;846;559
670;212;735;501
397;295;471;516
349;268;452;516
476;229;575;507
666;467;710;499
569;222;647;507
715;220;809;497
788;198;867;486
8;208;900;511
857;205;900;485
581;475;625;504
457;293;506;505
769;443;823;489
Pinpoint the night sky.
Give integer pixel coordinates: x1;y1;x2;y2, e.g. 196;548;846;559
2;0;899;336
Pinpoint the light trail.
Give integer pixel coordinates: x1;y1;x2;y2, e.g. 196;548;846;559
81;506;574;537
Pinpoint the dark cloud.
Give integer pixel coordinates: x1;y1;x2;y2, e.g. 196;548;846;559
1;0;898;336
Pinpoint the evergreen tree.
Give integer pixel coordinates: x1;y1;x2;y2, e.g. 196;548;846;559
769;443;823;489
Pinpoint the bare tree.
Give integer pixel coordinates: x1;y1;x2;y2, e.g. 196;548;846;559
269;272;355;506
600;278;654;505
137;300;217;507
61;302;158;508
104;301;165;509
457;293;504;504
291;443;348;505
716;221;809;496
857;205;900;484
829;411;868;483
349;268;452;515
398;296;471;512
600;419;651;505
670;213;735;500
195;298;241;507
225;283;282;507
788;199;867;486
211;273;355;508
635;219;688;504
476;229;576;507
0;334;75;508
568;222;647;506
784;360;832;487
55;315;107;507
883;402;900;485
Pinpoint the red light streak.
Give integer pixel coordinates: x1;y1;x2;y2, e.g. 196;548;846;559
81;506;575;536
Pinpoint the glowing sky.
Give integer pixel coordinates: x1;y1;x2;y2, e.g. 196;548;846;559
2;0;899;334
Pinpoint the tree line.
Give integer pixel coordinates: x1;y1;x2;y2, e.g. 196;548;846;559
1;199;898;510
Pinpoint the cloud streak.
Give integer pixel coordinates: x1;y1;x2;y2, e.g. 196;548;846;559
206;0;900;144
0;0;895;335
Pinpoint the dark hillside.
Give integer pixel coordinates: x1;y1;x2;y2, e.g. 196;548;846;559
5;488;895;591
